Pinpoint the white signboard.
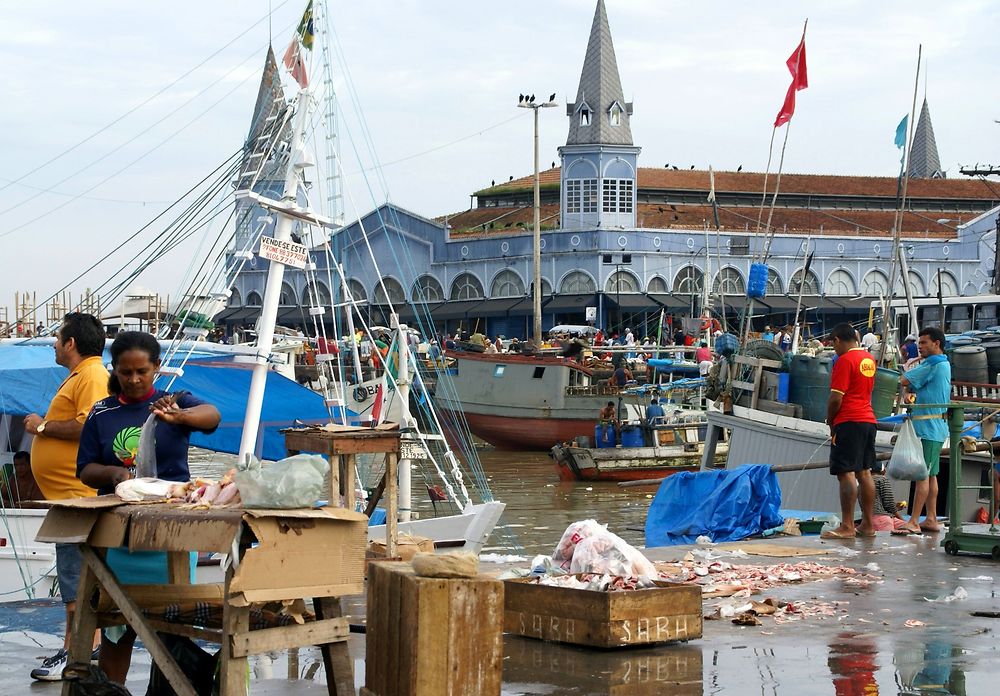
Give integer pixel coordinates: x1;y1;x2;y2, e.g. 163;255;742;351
585;306;597;322
259;236;308;269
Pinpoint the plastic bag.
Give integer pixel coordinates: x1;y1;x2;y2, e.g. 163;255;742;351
568;529;657;579
887;419;928;481
234;454;329;509
552;519;606;570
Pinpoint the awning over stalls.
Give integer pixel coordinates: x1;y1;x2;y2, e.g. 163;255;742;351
756;295;824;311
217;307;263;324
604;293;659;311
828;297;876;310
394;301;444;321
544;293;598;313
431;299;486;320
475;296;550;317
648;293;695;310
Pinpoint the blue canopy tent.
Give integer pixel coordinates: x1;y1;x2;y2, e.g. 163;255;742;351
0;343;344;461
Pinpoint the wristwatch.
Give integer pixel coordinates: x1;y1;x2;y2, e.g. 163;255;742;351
36;420;47;434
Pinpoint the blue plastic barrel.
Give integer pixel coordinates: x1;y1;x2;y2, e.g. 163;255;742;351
595;423;616;448
620;425;644;448
747;262;769;299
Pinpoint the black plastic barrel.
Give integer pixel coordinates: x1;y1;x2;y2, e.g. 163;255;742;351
951;345;988;384
982;342;1000;385
789;354;833;422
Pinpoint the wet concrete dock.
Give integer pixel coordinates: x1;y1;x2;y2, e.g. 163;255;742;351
2;532;997;695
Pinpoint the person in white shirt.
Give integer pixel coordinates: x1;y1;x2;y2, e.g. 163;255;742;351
861;330;878;351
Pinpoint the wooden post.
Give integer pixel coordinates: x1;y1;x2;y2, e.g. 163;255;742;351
220;566;251;696
62;549;100;695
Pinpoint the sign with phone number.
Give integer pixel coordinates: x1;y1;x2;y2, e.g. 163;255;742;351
259;236;308;269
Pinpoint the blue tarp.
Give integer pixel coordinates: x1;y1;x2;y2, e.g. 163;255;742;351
0;343;341;460
645;464;784;546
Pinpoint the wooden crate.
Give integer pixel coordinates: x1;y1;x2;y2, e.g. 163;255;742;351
365;561;504;696
504;578;702;648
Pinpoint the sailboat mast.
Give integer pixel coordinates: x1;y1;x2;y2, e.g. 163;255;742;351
238;91;314;461
532;106;543;346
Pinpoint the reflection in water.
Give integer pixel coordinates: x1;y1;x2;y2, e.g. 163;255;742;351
504;636;703;695
894;633;967;696
828;632;880;696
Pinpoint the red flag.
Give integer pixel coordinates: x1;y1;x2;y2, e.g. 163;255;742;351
283;38;309;89
774;37;808;127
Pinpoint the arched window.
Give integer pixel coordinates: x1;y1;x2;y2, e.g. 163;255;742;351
766;268;783;295
861;270;889;297
894;271;926;298
578;102;592;127
712;267;746;295
245;291;262;307
228;288;242;307
647;276;669;293
346;279;367;304
411;275;444;303
279;282;297;306
609;103;623;127
789;268;821;295
450;272;484;300
928;270;959;297
304;282;331;306
605;270;639;293
541;278;552;296
560;271;596;294
673;266;704;295
826;269;857;297
373;277;406;305
490;269;525;297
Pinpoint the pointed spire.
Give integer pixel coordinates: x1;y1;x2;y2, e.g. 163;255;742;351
908;98;944;178
565;0;633;146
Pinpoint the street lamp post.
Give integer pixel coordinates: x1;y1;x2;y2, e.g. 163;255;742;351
518;93;557;347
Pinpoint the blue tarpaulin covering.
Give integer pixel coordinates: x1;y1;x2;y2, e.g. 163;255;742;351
645;464;784;546
0;343;341;460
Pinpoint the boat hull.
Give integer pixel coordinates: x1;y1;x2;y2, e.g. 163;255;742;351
446;409;596;451
550;443;712;482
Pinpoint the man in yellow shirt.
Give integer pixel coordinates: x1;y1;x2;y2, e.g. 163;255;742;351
23;312;108;681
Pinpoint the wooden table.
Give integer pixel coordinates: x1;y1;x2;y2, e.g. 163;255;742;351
38;499;367;696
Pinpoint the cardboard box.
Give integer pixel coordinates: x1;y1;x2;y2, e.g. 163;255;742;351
36;498;368;606
504;577;702;648
367;534;434;562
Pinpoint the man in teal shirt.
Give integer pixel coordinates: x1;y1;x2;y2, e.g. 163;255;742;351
898;326;950;534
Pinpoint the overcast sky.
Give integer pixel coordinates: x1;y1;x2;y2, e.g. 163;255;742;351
1;0;998;311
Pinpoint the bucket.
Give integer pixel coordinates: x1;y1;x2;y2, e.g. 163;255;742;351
788;354;833;423
595;423;616;448
620;425;644;448
951;345;988;384
871;367;899;419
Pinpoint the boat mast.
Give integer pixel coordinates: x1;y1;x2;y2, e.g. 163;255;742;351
238;91;314;461
395;320;412;522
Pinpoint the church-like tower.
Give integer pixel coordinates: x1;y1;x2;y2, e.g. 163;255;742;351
558;0;641;231
908;97;944;179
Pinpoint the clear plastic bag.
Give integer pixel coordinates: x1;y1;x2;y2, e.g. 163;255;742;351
552;519;606;570
568;529;657;579
234;454;329;509
135;413;158;478
887;419;929;482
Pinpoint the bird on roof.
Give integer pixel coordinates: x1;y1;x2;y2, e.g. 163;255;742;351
519;94;524;103
549;93;556;102
671;165;679;170
530;94;535;103
690;165;695;170
491;179;495;186
737;165;743;172
664;163;669;168
551;161;556;168
509;175;514;181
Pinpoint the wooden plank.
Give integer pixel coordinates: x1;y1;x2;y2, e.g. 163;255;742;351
314;598;354;696
167;551;191;585
145;619;223;644
220;567;251;696
385;453;398;558
445;574;503;694
229;617;349;657
414;574;450;695
364;471;387;517
329;454;341;509
343;453;357;511
96;582;224;612
78;546;198;696
61;548;100;694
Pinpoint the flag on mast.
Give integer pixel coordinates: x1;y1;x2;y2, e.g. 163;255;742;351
283;1;314;89
773;35;808;127
894;114;908;163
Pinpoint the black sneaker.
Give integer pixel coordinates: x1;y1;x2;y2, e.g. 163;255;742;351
30;648;68;681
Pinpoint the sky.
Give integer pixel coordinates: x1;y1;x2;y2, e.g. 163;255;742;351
1;0;998;313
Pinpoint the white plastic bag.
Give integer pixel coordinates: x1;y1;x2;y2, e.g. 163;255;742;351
887;419;929;481
234;454;329;509
552;519;606;570
568;529;657;579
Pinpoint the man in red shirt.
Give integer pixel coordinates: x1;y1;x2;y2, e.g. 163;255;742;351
822;322;877;539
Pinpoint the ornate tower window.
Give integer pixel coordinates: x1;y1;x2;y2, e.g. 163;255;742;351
609;102;623;127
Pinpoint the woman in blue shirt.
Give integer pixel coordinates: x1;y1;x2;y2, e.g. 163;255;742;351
77;331;220;686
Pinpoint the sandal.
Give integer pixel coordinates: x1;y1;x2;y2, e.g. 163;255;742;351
820;529;856;540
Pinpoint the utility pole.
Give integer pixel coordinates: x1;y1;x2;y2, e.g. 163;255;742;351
517;94;557;346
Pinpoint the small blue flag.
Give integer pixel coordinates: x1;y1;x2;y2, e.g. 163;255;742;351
894;115;908;149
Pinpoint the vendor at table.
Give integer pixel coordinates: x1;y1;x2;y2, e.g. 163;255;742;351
76;331;221;686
